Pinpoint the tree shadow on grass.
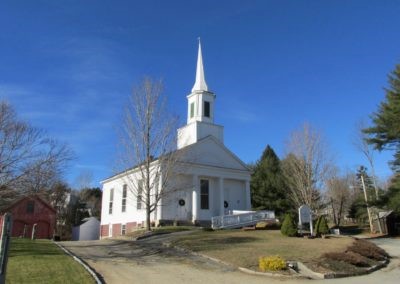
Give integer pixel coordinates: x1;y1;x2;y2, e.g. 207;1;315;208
186;236;259;251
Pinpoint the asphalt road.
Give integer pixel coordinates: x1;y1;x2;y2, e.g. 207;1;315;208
60;235;400;284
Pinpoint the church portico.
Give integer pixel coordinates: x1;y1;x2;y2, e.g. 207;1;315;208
189;172;250;224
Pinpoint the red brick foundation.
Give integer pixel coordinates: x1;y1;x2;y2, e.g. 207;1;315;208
126;222;137;234
100;224;109;238
112;223;121;237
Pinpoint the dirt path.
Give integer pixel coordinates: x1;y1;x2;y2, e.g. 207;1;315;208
60;235;400;284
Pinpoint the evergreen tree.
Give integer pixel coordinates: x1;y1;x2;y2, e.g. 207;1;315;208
315;215;329;236
348;196;368;222
364;64;400;173
376;175;400;213
250;145;291;216
280;214;297;237
356;166;377;202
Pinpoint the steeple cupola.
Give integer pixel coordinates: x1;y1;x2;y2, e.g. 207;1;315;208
186;39;216;125
177;40;224;149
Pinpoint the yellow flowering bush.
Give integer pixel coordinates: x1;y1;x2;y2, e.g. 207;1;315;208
259;255;286;271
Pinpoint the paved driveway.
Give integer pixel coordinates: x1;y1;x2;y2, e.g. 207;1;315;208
60;235;400;284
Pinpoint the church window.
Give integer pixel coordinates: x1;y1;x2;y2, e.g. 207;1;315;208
137;180;143;210
109;189;114;214
122;184;127;212
200;179;209;209
204;101;210;118
190;102;195;118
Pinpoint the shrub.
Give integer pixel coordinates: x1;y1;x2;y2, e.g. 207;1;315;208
315;215;329;236
323;251;370;267
314;216;321;233
259;255;286;271
347;239;389;261
280;214;297;237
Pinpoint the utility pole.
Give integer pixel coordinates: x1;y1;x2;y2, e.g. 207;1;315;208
0;213;12;284
360;174;374;234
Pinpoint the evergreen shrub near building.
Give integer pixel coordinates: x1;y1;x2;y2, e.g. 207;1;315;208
280;214;297;237
315;215;329;236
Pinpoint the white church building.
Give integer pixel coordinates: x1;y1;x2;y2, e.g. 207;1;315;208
100;42;251;238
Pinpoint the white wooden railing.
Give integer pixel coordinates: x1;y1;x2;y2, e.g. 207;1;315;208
211;210;275;229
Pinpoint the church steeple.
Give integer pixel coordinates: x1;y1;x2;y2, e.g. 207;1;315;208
192;39;208;92
186;40;215;125
177;40;223;149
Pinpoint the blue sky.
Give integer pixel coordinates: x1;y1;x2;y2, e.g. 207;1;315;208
1;0;399;188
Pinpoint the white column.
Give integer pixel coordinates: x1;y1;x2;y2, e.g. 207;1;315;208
245;180;251;210
219;178;224;216
192;175;199;223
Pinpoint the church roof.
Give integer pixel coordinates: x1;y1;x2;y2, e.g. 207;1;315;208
102;135;250;183
191;39;209;92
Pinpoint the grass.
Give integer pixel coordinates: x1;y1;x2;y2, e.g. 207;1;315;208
6;238;95;284
171;229;354;271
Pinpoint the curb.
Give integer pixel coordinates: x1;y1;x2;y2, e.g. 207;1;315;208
164;241;307;279
238;266;308;279
323;258;389;279
163;240;390;280
297;262;325;279
53;241;104;284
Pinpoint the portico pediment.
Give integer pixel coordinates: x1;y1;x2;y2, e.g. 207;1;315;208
180;136;249;171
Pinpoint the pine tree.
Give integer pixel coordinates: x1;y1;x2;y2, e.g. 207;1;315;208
364;64;400;173
356;166;376;202
315;215;329;236
250;145;291;216
378;175;400;213
280;214;297;237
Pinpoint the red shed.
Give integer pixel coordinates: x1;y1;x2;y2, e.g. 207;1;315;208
0;195;56;239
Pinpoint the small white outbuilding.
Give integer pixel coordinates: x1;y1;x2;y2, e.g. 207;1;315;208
72;217;100;241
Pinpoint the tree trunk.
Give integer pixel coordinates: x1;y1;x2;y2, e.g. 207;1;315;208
330;198;337;226
146;205;151;231
337;198;344;227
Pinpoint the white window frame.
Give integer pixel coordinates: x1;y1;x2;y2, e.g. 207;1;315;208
200;179;210;210
109;188;114;214
122;184;127;213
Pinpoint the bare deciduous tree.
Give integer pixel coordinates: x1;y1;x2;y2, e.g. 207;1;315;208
118;77;182;231
326;173;353;227
18;140;73;194
353;120;379;199
282;123;334;211
74;169;94;190
0;101;73;202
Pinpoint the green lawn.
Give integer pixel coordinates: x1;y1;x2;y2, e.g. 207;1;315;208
6;238;95;284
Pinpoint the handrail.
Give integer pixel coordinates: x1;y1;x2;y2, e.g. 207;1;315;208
211;210;275;229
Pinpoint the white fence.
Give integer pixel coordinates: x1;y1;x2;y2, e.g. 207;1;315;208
211;210;275;229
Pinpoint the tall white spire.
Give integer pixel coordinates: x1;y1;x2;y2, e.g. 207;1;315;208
177;39;223;149
191;38;209;92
